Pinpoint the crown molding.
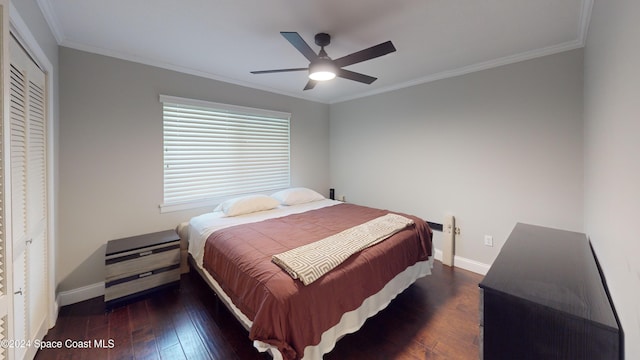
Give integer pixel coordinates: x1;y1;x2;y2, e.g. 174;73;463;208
331;0;593;104
35;0;324;103
578;0;594;46
330;38;585;104
36;0;64;44
35;0;594;106
60;37;325;104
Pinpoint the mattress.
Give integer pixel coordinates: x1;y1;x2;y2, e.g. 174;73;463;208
189;199;343;268
188;200;433;359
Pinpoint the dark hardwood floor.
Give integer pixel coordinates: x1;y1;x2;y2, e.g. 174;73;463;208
36;261;483;360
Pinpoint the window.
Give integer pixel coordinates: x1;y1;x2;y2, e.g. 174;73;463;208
160;95;291;212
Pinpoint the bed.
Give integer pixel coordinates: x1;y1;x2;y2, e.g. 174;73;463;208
184;188;433;360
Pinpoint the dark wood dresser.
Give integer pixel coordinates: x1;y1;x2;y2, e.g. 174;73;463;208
479;223;620;359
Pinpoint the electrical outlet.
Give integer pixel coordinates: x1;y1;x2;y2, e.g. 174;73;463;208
484;235;493;247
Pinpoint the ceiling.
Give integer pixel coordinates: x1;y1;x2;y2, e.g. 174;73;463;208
37;0;591;104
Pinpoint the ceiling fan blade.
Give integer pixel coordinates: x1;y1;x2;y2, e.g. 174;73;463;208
303;80;318;90
337;69;377;84
334;41;396;68
251;68;308;74
281;32;318;62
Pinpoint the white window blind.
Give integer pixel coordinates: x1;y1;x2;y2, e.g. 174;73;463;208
160;95;291;212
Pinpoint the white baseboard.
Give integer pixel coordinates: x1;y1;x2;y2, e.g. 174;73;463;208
56;282;105;307
55;250;489;307
434;248;491;275
49;299;59;328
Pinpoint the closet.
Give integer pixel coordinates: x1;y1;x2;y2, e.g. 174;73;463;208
6;33;49;360
0;6;7;359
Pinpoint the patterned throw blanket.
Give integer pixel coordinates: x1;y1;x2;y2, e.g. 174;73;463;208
272;213;415;285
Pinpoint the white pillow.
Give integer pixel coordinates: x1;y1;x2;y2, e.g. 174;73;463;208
215;194;279;217
271;187;325;206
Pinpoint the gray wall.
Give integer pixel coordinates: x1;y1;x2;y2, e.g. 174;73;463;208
58;47;330;291
330;49;584;266
584;1;640;358
12;2;640;356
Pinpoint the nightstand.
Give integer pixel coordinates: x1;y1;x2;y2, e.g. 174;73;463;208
105;229;181;309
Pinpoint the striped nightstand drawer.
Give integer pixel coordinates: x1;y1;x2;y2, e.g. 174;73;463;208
105;230;181;309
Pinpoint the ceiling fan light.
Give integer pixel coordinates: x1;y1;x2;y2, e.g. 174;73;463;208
309;71;336;81
308;60;336;81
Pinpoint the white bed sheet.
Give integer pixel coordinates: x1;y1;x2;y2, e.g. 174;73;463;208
187;199;433;359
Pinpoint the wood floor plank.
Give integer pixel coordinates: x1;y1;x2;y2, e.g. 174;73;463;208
170;304;213;360
36;260;483;360
129;301;161;359
107;306;134;360
146;296;181;351
159;343;187;360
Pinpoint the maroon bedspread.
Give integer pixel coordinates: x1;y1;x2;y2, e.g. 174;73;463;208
202;203;432;360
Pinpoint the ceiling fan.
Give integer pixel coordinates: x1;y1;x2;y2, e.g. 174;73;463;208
251;32;396;90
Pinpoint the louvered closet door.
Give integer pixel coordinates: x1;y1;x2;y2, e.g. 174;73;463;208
10;41;28;360
0;7;10;357
26;62;47;346
9;36;48;360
